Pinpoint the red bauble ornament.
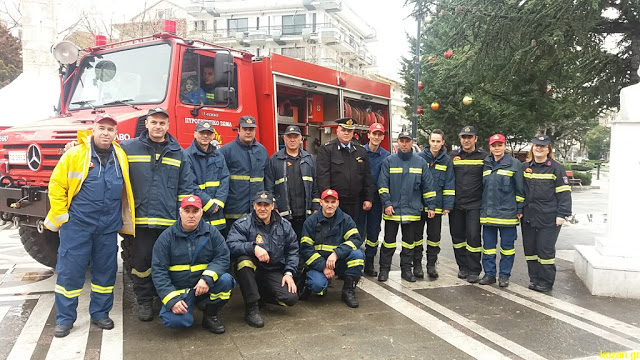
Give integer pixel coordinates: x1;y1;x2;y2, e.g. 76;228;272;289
417;106;424;115
431;102;440;111
444;50;453;59
418;81;424;90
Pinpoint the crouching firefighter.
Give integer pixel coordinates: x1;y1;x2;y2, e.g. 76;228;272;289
151;195;235;333
300;189;364;308
226;191;299;328
46;114;135;338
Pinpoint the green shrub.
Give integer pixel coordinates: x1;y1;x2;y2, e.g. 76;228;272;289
564;163;594;171
571;170;592;186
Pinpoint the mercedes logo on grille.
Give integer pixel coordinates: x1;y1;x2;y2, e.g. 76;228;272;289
27;144;42;171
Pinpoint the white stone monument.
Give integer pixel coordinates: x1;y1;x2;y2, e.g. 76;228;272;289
574;76;640;298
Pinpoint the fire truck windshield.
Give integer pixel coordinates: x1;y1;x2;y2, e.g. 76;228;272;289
68;43;172;110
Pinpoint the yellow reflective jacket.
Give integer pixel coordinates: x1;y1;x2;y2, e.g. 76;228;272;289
45;131;135;235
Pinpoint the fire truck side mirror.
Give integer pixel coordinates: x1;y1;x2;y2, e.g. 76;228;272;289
213;52;235;87
214;87;237;106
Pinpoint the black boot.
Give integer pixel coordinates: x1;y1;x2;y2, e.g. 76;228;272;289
341;276;360;308
401;269;416;282
377;268;389;282
413;260;424;279
244;301;264;328
364;257;378;277
202;304;225;334
426;257;439;279
137;302;154;322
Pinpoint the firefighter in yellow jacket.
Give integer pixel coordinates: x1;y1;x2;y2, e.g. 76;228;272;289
45;114;135;338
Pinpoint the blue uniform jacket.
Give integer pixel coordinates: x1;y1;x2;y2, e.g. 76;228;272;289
226;210;299;275
219;137;268;220
300;208;362;272
481;153;525;226
365;144;390;198
264;148;320;218
418;147;455;213
184;140;229;229
120;130;197;228
151;219;230;310
378;152;436;222
68;144;123;234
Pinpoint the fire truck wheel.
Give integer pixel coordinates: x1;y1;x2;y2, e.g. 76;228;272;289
20;226;60;268
120;234;134;279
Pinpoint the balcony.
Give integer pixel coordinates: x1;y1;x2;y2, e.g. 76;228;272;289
320;28;341;45
247;29;267;45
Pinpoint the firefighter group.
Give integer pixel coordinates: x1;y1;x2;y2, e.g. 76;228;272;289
45;108;572;338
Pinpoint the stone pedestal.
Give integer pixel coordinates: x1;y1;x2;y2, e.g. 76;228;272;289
575;82;640;298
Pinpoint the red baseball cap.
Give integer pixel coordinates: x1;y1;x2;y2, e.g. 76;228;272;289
321;189;339;200
94;114;117;125
180;195;203;209
368;123;385;133
489;133;506;145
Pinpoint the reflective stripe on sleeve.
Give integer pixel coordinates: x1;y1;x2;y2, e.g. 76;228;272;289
305;253;321;266
556;185;571;193
343;228;359;240
301;236;314;245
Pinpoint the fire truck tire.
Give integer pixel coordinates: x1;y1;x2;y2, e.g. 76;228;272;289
120;234;134;279
19;226;60;268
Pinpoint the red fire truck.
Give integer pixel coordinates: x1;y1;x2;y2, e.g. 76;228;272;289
0;24;392;268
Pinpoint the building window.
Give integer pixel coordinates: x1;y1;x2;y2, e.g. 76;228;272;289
194;20;207;32
156;8;173;19
228;18;248;36
282;47;304;59
282;14;306;35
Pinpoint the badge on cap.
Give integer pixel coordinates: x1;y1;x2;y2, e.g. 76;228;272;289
327;190;333;195
376;124;382;129
203;123;210;128
246;119;253;124
538;136;545;140
465;127;470;132
346;119;353;126
493;135;499;140
260;193;268;199
255;234;264;244
289;126;295;131
188;196;196;202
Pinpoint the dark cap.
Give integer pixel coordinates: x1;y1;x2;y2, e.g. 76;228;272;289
238;115;257;128
335;117;356;130
253;191;275;204
532;134;551;146
94;113;117;125
284;125;301;135
459;125;477;136
398;130;412;140
147;107;169;118
195;121;214;132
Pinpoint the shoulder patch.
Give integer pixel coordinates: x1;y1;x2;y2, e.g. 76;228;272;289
563;176;569;184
